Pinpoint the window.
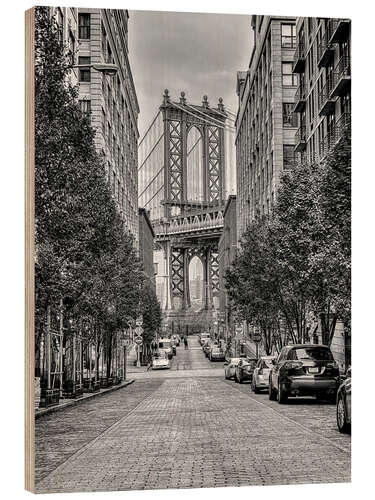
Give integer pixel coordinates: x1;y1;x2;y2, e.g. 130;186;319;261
78;13;90;39
101;109;106;136
78;56;90;82
283;145;296;169
283;103;298;127
108;124;111;147
68;30;75;64
113;171;117;196
79;100;91;118
55;8;64;44
107;43;113;64
269;111;273;140
282;62;297;86
281;24;296;48
307;17;313;38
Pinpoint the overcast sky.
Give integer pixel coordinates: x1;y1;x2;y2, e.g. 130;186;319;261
128;10;253;138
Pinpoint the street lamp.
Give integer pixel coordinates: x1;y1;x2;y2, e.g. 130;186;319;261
73;62;118;76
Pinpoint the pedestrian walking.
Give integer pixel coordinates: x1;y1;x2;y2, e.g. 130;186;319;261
184;336;188;350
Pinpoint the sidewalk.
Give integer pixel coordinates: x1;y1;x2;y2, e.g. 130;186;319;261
126;344;148;374
35;379;134;420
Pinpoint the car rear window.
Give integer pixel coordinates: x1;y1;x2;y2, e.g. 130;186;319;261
159;341;171;348
292;347;333;361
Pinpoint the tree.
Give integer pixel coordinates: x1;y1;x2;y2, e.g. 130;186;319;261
34;7;147;382
226;130;351;353
309;129;351;343
141;282;162;354
225;217;279;354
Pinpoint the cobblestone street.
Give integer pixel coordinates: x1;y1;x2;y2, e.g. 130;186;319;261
35;336;351;493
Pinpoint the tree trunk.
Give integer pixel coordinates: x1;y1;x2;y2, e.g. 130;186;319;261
106;336;112;378
320;312;330;345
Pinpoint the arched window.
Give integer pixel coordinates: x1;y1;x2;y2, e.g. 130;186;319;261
186;126;204;202
189;255;204;310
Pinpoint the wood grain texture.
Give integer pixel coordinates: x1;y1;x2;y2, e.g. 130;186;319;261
25;6;35;493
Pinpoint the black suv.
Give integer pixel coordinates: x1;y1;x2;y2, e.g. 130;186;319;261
269;344;340;404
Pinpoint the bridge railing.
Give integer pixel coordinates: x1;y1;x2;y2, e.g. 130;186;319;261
153;212;224;237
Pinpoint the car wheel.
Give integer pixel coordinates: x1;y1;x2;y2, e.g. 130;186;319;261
277;380;288;404
337;394;350;434
234;373;239;383
238;373;243;384
269;378;276;400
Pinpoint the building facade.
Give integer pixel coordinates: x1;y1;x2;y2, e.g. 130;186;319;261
218;195;237;334
77;8;140;245
292;18;351;167
236;15;297;241
138;208;156;289
292;17;351;369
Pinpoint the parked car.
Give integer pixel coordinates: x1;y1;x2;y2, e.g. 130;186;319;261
158;338;173;359
269;344;340;404
199;332;211;345
209;344;225;361
235;357;258;383
336;367;351;434
251;356;276;393
152;352;170;370
224;358;241;379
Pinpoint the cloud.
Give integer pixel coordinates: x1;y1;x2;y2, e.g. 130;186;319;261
128;9;252;138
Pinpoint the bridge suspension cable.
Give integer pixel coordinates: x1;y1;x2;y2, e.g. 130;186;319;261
138;110;162;147
171;102;235;133
138;110;164;220
184;103;236;131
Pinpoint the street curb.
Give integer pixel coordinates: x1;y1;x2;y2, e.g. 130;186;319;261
35;379;135;420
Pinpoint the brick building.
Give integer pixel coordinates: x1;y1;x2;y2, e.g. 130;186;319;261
218;195;237;335
236;15;297;241
51;7;79;87
138;208;156;289
292;17;351;369
77;8;140;245
292;18;350;169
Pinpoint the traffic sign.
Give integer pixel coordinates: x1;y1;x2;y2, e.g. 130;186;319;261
135;326;143;337
136;316;143;327
134;337;143;345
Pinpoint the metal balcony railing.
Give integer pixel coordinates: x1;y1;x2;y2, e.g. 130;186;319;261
320;112;351;158
328;18;350;43
294;126;307;152
293;84;306;113
331;55;351;97
318;77;336;116
317;29;335;68
292;41;306;73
